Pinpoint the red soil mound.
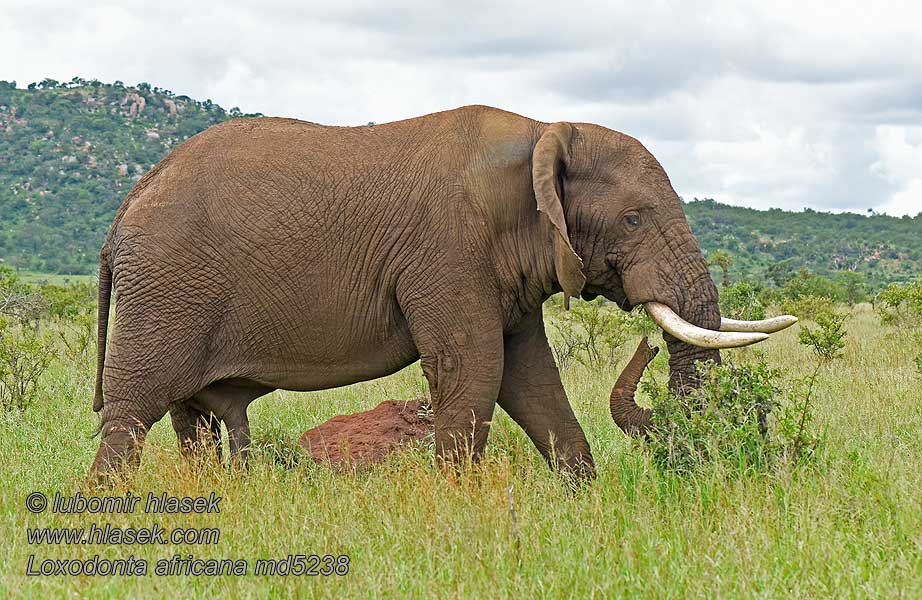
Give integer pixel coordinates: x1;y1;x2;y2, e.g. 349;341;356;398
300;400;434;466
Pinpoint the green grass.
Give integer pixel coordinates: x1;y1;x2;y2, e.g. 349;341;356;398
2;304;920;598
15;271;96;286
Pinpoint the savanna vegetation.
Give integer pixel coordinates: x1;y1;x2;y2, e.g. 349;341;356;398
688;198;922;288
2;265;920;597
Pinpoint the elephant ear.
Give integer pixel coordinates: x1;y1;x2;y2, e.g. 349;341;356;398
532;122;585;309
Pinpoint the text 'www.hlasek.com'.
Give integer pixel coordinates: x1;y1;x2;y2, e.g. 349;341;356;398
24;491;350;577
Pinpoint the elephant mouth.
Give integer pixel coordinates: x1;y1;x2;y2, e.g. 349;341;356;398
582;286;634;311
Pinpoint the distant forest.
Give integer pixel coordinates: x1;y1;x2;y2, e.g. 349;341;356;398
1;79;920;288
685;200;921;289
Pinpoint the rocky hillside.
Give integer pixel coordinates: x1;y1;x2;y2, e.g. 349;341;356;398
0;78;257;272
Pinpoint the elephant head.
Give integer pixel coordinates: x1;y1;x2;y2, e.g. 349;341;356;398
532;121;796;431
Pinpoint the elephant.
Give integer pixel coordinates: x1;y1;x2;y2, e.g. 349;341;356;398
89;105;796;482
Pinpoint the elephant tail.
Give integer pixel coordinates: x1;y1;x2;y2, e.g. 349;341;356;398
93;247;113;413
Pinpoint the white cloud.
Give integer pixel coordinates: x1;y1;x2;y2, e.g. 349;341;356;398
1;0;920;215
871;126;922;216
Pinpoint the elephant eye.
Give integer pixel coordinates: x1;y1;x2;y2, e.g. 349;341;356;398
624;212;641;230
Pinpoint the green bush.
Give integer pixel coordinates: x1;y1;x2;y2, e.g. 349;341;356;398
0;270;92;410
38;281;96;319
545;298;658;371
643;359;819;474
57;312;95;363
0;320;56;412
779;295;837;321
719;281;766;320
798;312;848;363
875;278;922;325
547;299;627;371
0;267;48;323
834;271;868;306
781;268;845;302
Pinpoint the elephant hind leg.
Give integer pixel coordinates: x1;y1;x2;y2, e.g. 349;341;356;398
90;338;216;484
89;397;170;486
190;379;273;467
224;406;251;467
170;402;223;463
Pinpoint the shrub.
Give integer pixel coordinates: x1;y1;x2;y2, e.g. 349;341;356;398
640;309;846;475
0;267;48;324
0;320;56;412
57;312;95;363
719;281;766;320
621;305;658;338
798;312;848;363
781;268;844;303
833;271;868;307
779;295;837;321
643;359;819;474
38;281;97;320
875;279;922;326
547;299;627;371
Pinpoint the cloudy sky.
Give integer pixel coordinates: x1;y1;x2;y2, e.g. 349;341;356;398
2;0;920;215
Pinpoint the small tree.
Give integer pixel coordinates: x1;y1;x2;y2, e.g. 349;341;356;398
767;258;797;288
834;271;867;307
709;250;733;288
875;279;922;325
0;320;56;412
719;281;766;320
547;299;629;371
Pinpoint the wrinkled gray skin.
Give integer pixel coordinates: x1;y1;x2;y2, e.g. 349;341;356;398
90;105;720;482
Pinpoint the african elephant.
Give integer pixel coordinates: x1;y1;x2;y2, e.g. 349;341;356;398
90;105;794;481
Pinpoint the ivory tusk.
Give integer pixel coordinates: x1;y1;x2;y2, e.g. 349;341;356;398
719;315;798;333
644;302;769;349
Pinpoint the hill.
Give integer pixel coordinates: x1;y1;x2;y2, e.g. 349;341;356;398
0;78;257;273
685;199;922;288
1;79;920;287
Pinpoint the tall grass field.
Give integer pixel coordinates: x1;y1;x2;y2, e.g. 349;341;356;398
2;302;920;598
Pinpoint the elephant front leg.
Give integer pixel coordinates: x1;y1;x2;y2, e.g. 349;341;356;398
223;405;251;468
419;335;504;465
404;293;504;466
497;308;595;479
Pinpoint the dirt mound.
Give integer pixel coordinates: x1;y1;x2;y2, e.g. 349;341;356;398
300;400;433;467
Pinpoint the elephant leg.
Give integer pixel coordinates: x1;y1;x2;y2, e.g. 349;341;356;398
170;402;223;463
190;379;272;467
224;406;251;467
497;308;595;479
90;397;169;486
403;289;504;466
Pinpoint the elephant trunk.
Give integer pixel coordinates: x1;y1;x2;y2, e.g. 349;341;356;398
665;263;723;395
613;252;722;437
610;337;660;436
